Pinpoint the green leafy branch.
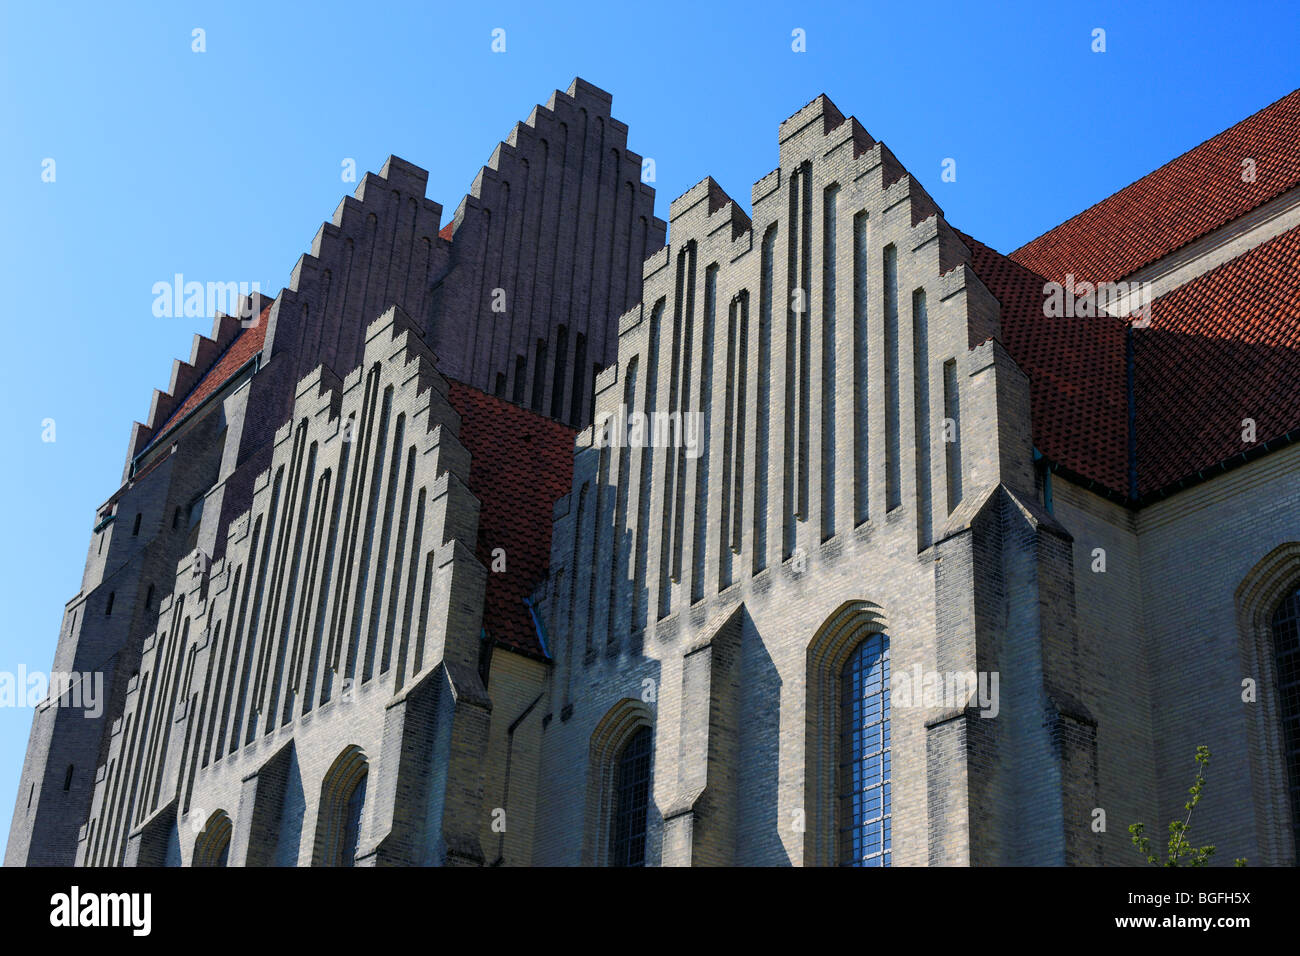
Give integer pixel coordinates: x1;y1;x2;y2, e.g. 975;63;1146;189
1127;745;1246;867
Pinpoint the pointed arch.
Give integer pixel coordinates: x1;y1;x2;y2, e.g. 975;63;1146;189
1235;541;1300;865
584;698;655;866
312;745;369;866
804;600;892;867
193;809;232;867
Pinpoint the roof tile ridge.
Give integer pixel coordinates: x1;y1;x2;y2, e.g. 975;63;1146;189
1011;86;1300;257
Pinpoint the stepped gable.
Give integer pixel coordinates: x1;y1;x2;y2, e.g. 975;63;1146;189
959;230;1130;497
1135;222;1300;497
123;294;272;468
436;77;667;402
141;305;270;453
446;380;575;658
772;92;941;228
1011;87;1300;285
776;92;876;161
667;174;752;241
261;153;446;384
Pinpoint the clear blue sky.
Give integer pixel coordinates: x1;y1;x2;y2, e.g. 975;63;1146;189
2;0;1297;854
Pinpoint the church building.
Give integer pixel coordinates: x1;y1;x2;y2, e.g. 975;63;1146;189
8;79;1300;867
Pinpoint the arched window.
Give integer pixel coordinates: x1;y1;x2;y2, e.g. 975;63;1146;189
1235;545;1300;865
193;810;232;867
1272;585;1300;857
838;632;891;866
804;600;892;866
313;746;369;866
585;699;655;865
609;726;652;867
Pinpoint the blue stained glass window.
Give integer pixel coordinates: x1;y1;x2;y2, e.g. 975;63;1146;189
838;632;891;866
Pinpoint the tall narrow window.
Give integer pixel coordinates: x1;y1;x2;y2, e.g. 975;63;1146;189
570;332;588;425
609;357;638;649
754;225;775;574
943;359;963;514
105;592;115;617
783;171;800;557
732;294;748;557
587;445;611;657
63;764;74;792
853;212;869;525
531;338;547;412
798;162;812;525
822;183;839;543
633;300;665;635
513;355;527;404
570;483;589;640
839;632;891;866
672;244;697;585
691;264;718;604
610;726;653;867
660;244;696;617
1272;586;1300;859
132;513;142;536
551;325;569;420
884;245;901;512
913;288;931;550
719;291;747;590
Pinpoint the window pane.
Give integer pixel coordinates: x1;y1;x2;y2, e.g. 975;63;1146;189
837;634;891;867
610;726;653;867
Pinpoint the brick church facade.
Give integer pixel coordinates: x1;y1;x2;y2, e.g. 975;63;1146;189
7;78;1300;866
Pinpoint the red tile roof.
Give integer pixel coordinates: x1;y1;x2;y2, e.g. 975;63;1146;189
1135;223;1300;495
1011;88;1300;285
963;220;1300;502
446;380;575;659
438;222;454;241
143;308;269;452
961;231;1131;497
